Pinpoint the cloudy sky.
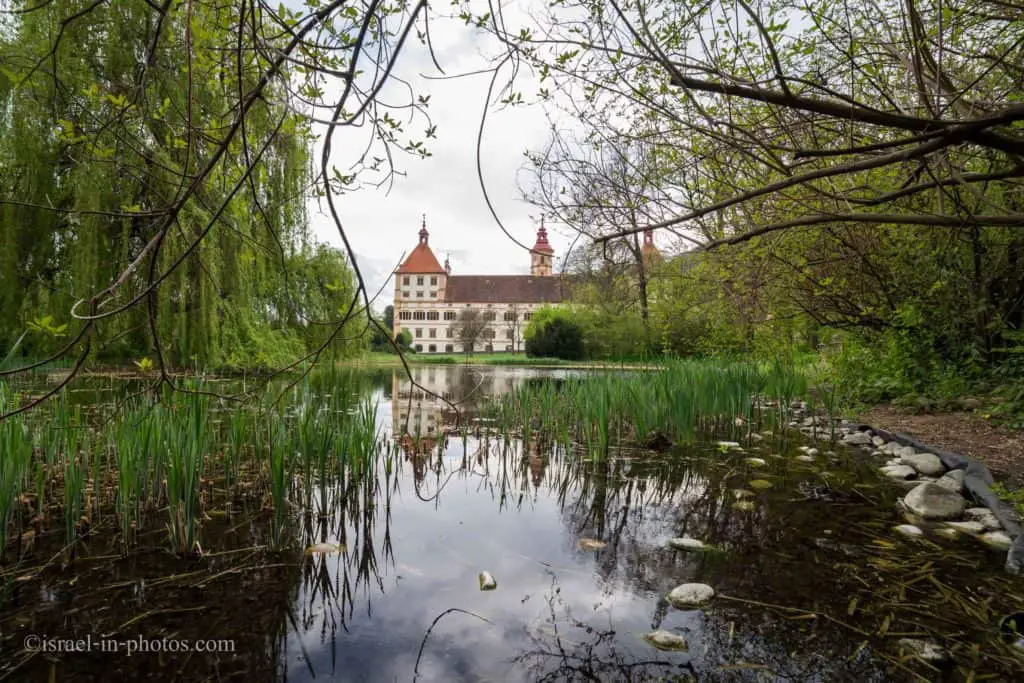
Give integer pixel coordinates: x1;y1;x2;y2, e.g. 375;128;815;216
308;7;562;310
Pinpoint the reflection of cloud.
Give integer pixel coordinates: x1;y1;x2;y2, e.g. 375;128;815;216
284;367;945;683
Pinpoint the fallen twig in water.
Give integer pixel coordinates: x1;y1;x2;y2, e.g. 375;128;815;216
413;608;493;682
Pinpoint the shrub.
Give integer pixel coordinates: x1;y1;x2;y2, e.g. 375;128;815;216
525;317;585;360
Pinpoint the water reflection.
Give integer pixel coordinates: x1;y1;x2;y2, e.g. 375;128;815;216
3;365;1019;682
279;365;1020;682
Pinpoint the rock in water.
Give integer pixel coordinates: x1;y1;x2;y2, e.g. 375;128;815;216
717;441;742;450
478;571;498;591
843;431;873;446
744;457;767;467
901;452;946;477
902;483;966;520
964;507;1002;531
880;464;918;480
305;543;345;555
667;537;706;551
732;500;756;511
979;531;1013;551
577;538;607;551
667;583;715;607
898;638;950;663
944;520;985;535
643;630;689;651
749;479;774;490
796;455;815;463
894;524;924;538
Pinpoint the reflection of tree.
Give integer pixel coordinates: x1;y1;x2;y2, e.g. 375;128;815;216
294;447;396;652
514;576;685;682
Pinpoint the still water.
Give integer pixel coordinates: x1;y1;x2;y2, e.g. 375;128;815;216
1;365;1021;682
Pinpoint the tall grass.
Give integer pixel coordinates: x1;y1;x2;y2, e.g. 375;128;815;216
0;385;31;560
486;358;811;452
164;390;208;555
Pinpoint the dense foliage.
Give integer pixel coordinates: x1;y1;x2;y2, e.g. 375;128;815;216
524;314;585;360
0;0;429;375
473;0;1024;411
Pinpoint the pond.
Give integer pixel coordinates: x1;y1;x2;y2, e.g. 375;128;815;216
0;364;1021;682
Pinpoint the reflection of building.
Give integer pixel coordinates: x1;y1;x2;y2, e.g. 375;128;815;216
392;216;568;353
390;365;523;438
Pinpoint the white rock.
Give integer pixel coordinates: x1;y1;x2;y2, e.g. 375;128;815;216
805;448;819;457
880;464;918;480
644;629;689;651
796;455;815;463
667;537;706;551
717;441;742;449
979;531;1013;551
667;583;715;607
964;507;1002;531
843;432;873;446
900;452;946;477
903;483;966;520
894;524;924;538
934;527;960;540
872;436;887;447
898;638;950;663
745;457;766;467
934;469;964;493
895;445;918;459
881;442;903;455
944;520;985;534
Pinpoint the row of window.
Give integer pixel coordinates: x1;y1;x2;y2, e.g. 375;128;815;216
400;291;437;299
406;328;515;340
412;344;514;353
396;310;532;321
398;311;461;321
403;276;439;286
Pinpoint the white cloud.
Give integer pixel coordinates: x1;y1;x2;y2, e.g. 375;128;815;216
308;10;565;310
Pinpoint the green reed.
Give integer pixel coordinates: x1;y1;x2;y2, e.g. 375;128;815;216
266;415;290;551
164;390;208;555
0;386;31;560
486;358;811;452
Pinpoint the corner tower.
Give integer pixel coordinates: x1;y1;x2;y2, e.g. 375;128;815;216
393;215;447;337
530;218;554;277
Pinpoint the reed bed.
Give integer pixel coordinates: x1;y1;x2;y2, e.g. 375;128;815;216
0;366;383;562
486;358;810;454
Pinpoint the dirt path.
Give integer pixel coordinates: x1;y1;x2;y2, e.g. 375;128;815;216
857;405;1024;489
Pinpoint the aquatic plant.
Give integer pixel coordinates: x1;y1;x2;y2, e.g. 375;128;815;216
485;359;810;451
164;391;209;556
0;385;31;561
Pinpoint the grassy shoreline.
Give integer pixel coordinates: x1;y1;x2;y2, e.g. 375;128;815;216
351;351;661;368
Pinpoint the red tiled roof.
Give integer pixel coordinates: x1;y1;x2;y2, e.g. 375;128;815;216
444;275;568;304
532;225;554;253
397;243;446;274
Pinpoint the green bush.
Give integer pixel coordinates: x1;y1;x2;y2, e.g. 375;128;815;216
525;317;585;360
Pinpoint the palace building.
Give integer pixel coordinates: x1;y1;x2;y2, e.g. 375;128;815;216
392;216;568;353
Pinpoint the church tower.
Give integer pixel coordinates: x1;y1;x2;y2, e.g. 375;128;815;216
641;228;661;264
530;218;554;277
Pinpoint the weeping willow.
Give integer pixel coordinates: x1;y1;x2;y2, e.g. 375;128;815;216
0;1;361;369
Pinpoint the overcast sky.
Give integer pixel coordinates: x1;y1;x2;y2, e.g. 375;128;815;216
308;8;561;310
